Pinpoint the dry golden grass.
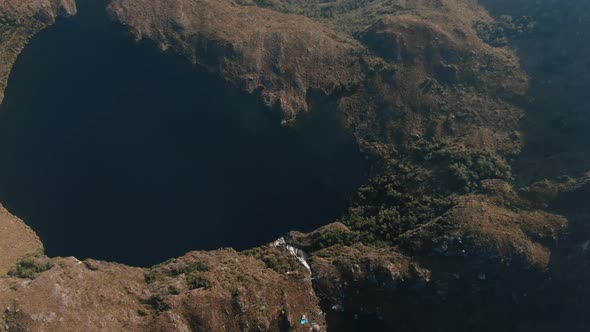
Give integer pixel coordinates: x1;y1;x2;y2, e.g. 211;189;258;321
0;205;43;275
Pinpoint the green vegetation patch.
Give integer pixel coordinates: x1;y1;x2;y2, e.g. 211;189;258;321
144;270;158;284
143;295;171;313
305;228;361;251
186;273;212;290
343;139;512;244
343;162;453;243
0;11;22;28
437;150;513;193
8;254;54;279
243;246;301;273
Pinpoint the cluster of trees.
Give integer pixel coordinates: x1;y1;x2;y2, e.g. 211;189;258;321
406;140;513;193
341;140;513;245
437;150;513;193
0;13;17;44
343;162;453;244
303;227;361;251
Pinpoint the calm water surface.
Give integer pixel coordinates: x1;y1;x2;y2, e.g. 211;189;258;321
0;0;366;266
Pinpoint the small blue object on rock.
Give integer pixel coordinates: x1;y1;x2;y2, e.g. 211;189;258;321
300;315;308;325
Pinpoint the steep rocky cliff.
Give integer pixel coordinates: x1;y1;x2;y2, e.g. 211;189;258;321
108;0;527;153
0;0;588;331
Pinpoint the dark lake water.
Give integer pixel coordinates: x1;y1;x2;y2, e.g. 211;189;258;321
0;0;366;266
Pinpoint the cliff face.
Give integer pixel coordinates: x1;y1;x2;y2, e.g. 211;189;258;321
107;0;527;153
0;0;588;331
107;0;365;124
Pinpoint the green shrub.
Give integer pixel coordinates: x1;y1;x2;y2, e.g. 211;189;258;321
241;246;266;257
8;254;54;279
261;254;300;273
309;228;361;250
143;295;170;313
186;273;212;290
441;150;513;193
144;271;157;284
408;141;513;193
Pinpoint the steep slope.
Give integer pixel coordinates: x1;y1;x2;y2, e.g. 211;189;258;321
108;0;527;155
108;0;365;124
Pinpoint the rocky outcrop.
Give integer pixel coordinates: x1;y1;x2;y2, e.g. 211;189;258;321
107;0;364;124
